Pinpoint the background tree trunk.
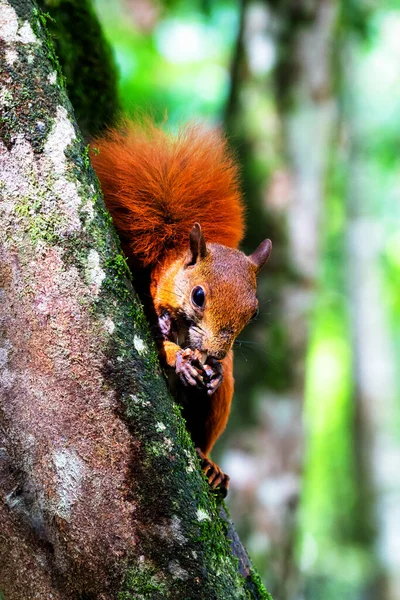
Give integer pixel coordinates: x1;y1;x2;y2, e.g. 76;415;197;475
0;1;270;598
344;34;400;600
269;4;339;596
221;2;339;598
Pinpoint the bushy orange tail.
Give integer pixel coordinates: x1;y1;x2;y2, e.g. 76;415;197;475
91;121;244;268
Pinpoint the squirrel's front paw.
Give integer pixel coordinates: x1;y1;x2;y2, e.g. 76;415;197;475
203;358;223;396
175;348;204;387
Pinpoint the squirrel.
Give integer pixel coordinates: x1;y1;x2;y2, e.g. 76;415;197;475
90;120;271;494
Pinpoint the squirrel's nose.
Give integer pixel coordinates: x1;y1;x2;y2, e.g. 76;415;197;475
208;349;227;361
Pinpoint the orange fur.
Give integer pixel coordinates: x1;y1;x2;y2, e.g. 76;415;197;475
91;121;244;267
203;351;234;454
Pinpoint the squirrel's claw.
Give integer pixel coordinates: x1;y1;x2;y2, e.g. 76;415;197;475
196;448;230;497
175;348;204;387
203;359;223;396
175;350;223;393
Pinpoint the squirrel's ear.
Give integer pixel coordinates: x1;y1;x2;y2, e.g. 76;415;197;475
248;239;272;274
184;222;207;267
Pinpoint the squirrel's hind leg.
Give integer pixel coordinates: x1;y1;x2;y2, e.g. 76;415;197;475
196;448;230;497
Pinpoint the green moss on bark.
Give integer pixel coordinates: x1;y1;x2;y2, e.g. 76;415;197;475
0;39;63;151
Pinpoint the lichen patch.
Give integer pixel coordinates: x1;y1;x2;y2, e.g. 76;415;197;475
103;317;115;334
0;5;18;42
0;6;39;45
52;178;82;235
4;48;17;65
17;21;38;44
1;129;83;243
47;71;57;85
0;367;16;391
133;335;147;355
170;516;187;544
86;249;106;294
163;437;174;452
53;448;85;520
168;560;189;581
185;453;197;473
0;86;13;107
196;508;211;522
0;137;34;202
44;106;76;174
129;394;151;408
0;343;11;368
80;196;95;222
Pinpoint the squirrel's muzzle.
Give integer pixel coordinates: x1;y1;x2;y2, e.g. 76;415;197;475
206;349;228;361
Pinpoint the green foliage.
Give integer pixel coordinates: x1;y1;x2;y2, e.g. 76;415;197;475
297;105;377;596
339;0;374;40
300;305;354;537
94;0;240;125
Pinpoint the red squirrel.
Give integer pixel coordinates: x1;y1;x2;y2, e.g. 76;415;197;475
91;121;271;494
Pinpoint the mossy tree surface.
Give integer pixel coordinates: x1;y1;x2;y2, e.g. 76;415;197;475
37;0;120;139
0;0;271;598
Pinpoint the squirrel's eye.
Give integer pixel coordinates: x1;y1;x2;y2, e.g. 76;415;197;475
251;308;259;321
191;286;205;309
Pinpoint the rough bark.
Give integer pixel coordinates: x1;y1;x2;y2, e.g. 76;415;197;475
0;1;270;598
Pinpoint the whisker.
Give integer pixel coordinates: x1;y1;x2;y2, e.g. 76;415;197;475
234;345;249;362
255;308;271;317
234;339;260;347
258;297;272;306
191;326;206;336
155;287;183;299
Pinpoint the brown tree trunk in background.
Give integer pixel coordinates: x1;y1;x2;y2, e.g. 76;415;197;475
0;1;270;598
222;2;339;599
344;41;400;600
224;0;247;132
265;3;339;597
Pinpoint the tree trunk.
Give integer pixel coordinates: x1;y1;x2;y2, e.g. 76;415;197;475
37;0;120;138
0;1;270;598
272;7;339;598
236;2;339;598
219;2;338;597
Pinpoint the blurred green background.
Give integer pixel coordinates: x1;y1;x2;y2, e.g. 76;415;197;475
89;1;400;598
